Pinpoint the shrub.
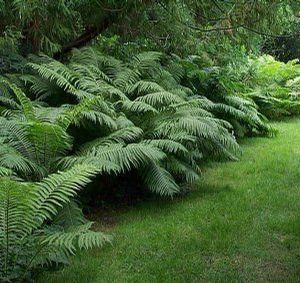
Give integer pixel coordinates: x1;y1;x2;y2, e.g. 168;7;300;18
247;55;300;119
175;56;274;137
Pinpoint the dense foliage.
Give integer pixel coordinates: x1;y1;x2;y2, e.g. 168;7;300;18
0;166;110;281
247;56;300;118
180;54;300;122
0;0;300;281
0;0;299;57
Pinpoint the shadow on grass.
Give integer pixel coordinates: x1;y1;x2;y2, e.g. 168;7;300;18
113;183;234;221
86;182;234;231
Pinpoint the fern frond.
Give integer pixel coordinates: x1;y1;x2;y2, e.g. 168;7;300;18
119;100;158;114
165;156;200;184
41;222;111;253
33;164;99;225
1;78;36;121
141;139;188;155
80;126;143;149
130;51;162;73
126;80;165;96
142;161;179;196
78;143;166;173
29;61;79;98
135;91;184;107
0;117;36;161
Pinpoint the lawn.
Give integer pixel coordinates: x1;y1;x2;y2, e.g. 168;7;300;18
39;119;300;282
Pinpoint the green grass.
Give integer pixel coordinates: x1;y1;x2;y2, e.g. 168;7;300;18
39;119;300;282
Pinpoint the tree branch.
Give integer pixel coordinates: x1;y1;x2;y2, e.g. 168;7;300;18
53;19;110;59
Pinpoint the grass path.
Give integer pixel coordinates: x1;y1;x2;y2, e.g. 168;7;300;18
40;119;300;282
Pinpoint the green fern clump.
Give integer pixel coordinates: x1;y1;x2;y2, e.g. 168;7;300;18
178;54;300;122
0;79;72;179
0;80;113;281
1;47;293;280
0;164;110;281
4;48;287;280
2;49;283;197
175;56;274;137
14;47;239;197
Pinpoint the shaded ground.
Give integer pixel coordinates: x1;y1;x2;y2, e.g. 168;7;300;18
39;119;300;283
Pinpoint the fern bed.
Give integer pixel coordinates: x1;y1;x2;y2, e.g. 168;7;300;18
38;119;300;282
1;2;300;281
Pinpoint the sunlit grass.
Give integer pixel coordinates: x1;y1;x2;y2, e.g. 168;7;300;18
39;119;300;282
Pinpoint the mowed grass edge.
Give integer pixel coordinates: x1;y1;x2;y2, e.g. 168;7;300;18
38;119;300;283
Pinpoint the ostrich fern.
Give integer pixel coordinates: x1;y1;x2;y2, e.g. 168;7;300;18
176;56;275;137
0;47;280;280
11;48;241;195
0;164;110;282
